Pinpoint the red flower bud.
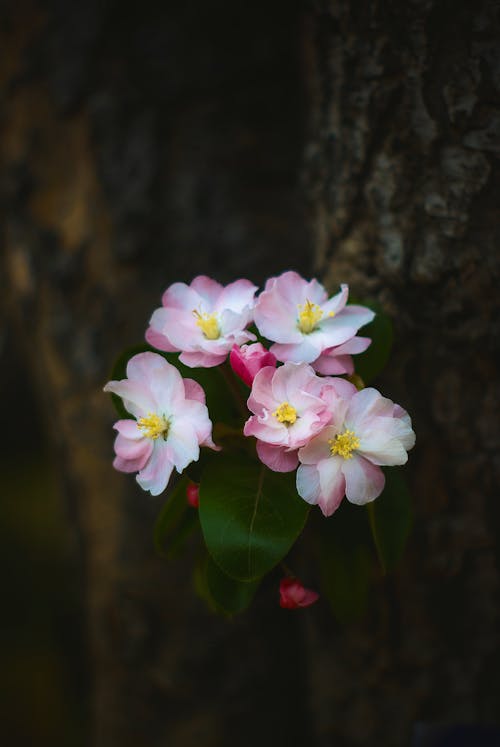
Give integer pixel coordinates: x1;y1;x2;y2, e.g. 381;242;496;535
279;577;319;609
229;343;277;387
186;482;200;508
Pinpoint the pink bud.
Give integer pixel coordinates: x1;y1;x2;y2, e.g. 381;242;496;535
229;343;277;387
186;482;200;508
279;577;319;609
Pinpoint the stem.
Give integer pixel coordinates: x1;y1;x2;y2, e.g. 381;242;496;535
280;561;295;578
219;362;248;419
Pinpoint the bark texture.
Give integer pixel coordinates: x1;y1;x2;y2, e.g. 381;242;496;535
1;0;500;745
303;0;500;744
1;2;312;745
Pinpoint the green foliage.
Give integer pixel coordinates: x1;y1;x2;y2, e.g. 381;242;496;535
198;555;260;615
199;454;309;582
354;302;394;384
316;500;373;623
368;468;412;573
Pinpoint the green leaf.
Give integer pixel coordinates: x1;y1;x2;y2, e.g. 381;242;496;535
205;556;260;614
199;454;309;582
368;468;412;573
315;500;372;624
353;302;393;384
154;475;199;559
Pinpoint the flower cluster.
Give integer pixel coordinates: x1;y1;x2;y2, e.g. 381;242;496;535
106;270;414;511
105;270;415;612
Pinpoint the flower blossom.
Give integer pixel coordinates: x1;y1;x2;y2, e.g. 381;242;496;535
229;342;277;386
296;387;416;517
253;270;374;374
146;275;258;368
244;362;353;473
279;578;319;609
104;352;218;496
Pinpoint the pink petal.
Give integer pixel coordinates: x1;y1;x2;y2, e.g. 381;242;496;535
145;324;177;352
345;388;395;428
103;379;155;418
333;335;372;355
136;441;174;496
358;420;411;466
247;366;280;414
270;362;318;404
298;428;335;466
190;275;224;307
342;456;385;505
256;442;299;472
216;278;258;313
244;415;288;446
317;457;346;516
179;351;227;368
183;378;206;404
173;399;213;446
146;359;185;413
270;339;321;364
114;431;152;461
321;284;349;316
253;277;303;343
113;452;151;473
158;308;202;351
313;354;354;375
166;418;201;472
300;588;320;607
146;308;178;351
125;351;167;382
113;419;145;440
296;464;321;505
312;336;371;375
161;281;202;311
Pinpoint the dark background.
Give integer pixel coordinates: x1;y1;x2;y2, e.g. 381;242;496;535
1;1;500;745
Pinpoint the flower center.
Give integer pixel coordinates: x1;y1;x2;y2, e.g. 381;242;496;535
273;401;297;425
193;310;220;339
137;413;169;440
328;430;360;459
297;299;324;334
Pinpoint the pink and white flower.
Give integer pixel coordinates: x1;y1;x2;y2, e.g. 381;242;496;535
253;270;374;373
243;362;351;473
104;352;218;496
296;387;416;517
146;275;258;368
229;342;277;386
279;577;319;609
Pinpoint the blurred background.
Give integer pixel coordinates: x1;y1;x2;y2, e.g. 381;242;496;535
1;0;499;745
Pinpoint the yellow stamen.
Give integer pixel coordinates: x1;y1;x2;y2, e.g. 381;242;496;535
137;413;169;440
328;430;360;459
193;310;220;340
273;401;297;425
297;299;323;333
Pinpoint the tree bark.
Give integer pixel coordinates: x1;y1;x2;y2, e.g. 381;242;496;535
2;0;499;745
303;1;500;744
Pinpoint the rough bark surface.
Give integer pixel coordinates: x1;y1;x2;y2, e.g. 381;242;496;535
1;0;499;745
1;2;313;745
303;0;500;744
